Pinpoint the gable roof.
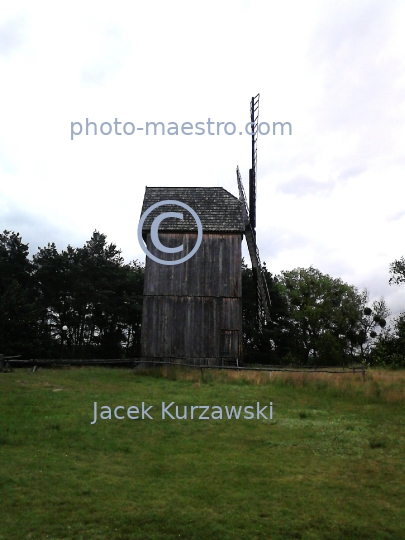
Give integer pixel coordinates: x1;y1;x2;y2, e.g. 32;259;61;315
140;187;245;233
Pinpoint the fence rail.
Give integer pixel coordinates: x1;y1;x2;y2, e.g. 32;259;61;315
4;357;366;378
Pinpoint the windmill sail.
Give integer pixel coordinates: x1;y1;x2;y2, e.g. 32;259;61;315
237;166;271;328
249;94;260;233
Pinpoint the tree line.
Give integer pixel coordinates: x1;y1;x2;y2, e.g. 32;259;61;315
0;230;143;360
244;263;404;367
1;230;404;366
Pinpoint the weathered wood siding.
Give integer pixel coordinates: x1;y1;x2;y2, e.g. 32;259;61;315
143;233;241;297
141;233;242;362
141;296;241;360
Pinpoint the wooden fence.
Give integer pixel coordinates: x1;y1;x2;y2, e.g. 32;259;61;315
2;357;366;380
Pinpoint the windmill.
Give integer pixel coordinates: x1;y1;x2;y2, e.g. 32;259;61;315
139;94;270;366
237;94;272;331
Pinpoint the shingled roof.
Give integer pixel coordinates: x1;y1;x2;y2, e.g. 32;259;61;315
140;187;245;233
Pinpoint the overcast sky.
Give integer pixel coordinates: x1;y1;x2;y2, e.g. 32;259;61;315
1;1;404;318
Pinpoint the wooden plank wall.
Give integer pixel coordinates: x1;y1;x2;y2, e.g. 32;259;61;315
143;233;241;297
141;233;242;362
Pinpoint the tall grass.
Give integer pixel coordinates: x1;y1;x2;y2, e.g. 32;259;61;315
136;365;405;404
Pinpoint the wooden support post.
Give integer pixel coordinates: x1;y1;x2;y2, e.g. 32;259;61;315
0;354;4;373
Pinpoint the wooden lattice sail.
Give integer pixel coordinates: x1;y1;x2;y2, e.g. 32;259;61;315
236;94;271;330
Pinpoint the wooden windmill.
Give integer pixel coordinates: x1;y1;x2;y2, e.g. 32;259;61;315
139;187;244;366
236;94;272;330
139;95;270;366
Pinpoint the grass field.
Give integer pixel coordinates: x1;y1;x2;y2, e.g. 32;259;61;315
1;366;405;540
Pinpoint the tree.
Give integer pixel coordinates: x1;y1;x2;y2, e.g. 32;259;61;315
276;266;364;365
0;231;45;356
355;291;389;359
0;230;31;293
389;256;405;286
241;260;290;364
371;256;405;367
119;260;144;358
33;242;80;356
33;231;144;359
371;313;405;368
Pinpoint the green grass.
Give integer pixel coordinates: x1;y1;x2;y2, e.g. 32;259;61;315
1;367;405;540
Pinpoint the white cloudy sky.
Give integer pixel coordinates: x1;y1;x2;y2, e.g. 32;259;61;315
1;0;404;318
